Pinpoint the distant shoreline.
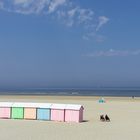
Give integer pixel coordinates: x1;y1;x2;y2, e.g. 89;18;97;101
0;93;140;97
0;88;140;97
0;95;140;101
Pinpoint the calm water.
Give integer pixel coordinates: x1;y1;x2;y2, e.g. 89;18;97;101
0;88;140;97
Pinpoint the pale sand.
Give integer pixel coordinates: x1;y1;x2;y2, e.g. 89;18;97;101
0;95;140;140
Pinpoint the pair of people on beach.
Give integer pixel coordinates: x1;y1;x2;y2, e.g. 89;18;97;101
100;114;110;122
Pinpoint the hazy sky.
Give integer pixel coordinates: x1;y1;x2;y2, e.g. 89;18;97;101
0;0;140;89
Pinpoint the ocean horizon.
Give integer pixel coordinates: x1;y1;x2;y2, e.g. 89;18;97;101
0;87;140;97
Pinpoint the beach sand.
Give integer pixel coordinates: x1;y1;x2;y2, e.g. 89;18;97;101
0;95;140;140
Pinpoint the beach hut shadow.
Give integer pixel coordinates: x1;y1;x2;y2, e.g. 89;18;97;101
82;120;89;123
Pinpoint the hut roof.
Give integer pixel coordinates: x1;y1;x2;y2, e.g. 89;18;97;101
0;102;14;107
12;102;39;108
11;102;51;108
0;102;84;110
36;103;52;108
12;102;29;107
51;104;66;109
51;104;83;110
20;102;41;108
65;104;83;110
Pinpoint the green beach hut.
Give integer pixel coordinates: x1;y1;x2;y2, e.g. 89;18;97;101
11;103;24;119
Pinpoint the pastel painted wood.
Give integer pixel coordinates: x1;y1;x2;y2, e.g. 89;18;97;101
36;103;52;120
65;105;84;123
11;107;24;119
51;109;65;122
0;108;11;119
24;108;36;120
37;108;50;120
51;104;66;122
0;102;13;119
0;102;84;123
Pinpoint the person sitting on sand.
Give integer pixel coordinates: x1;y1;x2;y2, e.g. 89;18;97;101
100;115;105;122
105;114;110;122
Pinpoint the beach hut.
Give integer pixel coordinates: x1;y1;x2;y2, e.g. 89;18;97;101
11;102;24;119
37;103;52;121
51;104;66;122
0;102;13;119
65;104;84;123
23;103;38;120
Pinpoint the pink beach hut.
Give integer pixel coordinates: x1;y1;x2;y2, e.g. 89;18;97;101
65;104;84;123
51;104;66;122
0;102;13;119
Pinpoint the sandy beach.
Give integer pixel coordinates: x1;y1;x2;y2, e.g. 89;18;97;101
0;95;140;140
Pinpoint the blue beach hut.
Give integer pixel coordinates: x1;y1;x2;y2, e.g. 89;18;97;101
37;103;52;121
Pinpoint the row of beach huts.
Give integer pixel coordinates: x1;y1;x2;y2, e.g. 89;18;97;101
0;102;84;123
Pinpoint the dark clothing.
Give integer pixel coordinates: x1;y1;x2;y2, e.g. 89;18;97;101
100;115;105;121
105;115;110;122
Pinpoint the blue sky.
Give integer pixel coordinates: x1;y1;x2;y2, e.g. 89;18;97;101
0;0;140;89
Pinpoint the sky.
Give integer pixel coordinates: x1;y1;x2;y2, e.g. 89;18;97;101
0;0;140;89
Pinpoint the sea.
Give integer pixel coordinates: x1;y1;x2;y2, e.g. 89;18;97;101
0;88;140;97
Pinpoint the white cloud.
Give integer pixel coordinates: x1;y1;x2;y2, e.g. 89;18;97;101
0;0;50;14
85;49;140;57
0;0;109;40
96;16;109;31
67;7;77;17
78;8;94;24
48;0;66;13
56;6;95;28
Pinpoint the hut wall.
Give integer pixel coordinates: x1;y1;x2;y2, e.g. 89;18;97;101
24;108;36;120
37;108;50;120
51;109;65;122
65;110;80;123
79;108;83;122
0;108;11;119
11;107;24;119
